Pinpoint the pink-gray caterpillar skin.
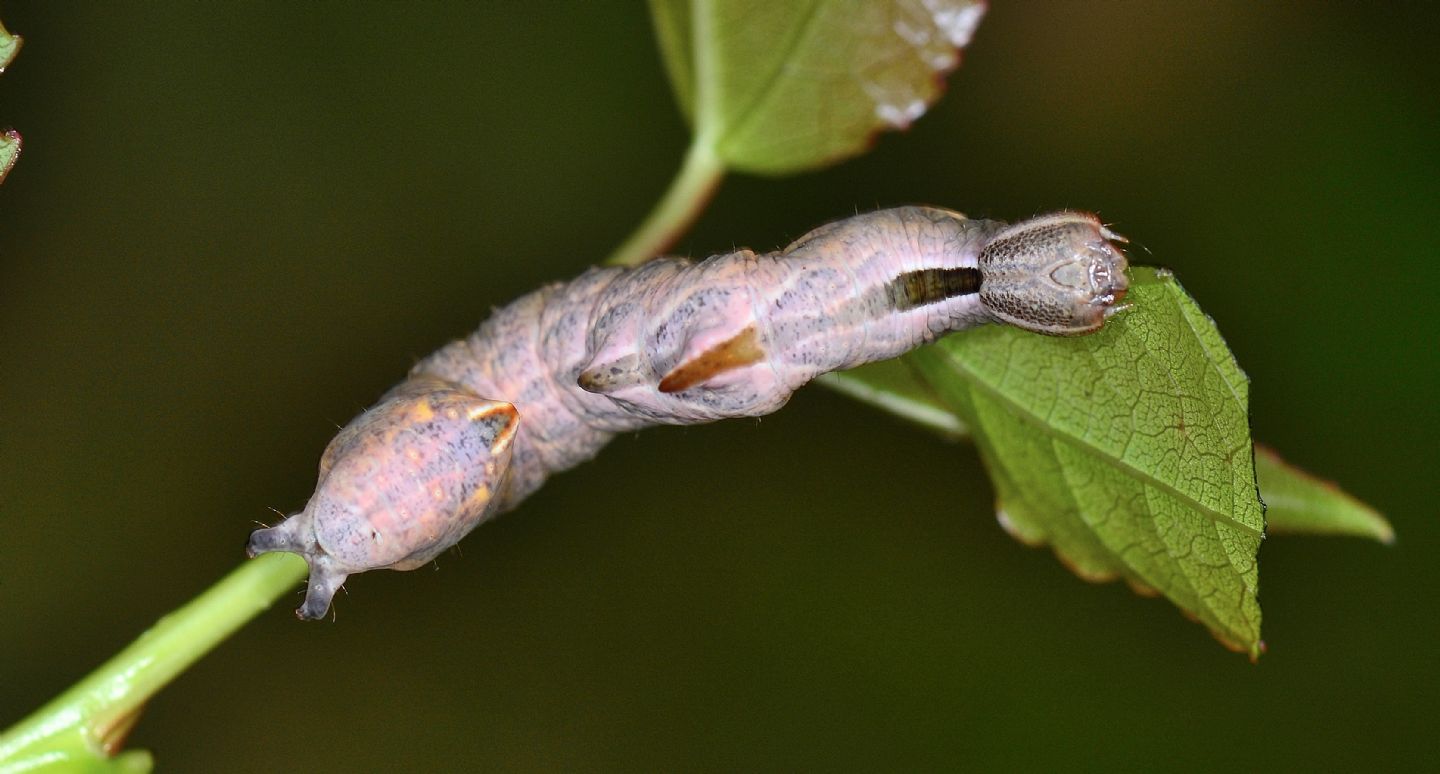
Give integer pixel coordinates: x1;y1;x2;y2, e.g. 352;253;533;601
247;206;1129;619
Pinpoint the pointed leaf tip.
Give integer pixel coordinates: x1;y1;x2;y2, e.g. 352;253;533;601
0;17;21;73
1256;445;1392;544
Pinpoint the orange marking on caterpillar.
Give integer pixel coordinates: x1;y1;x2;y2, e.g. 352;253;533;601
658;326;765;393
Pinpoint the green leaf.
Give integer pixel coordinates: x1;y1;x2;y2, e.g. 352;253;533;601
1;17;20;186
617;1;986;266
827;361;1390;546
648;0;696;124
0;130;20;185
1256;445;1393;543
0;17;20;72
909;268;1266;657
648;0;986;174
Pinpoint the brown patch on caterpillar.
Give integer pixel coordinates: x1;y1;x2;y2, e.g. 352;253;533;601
885;267;982;311
658;326;765;393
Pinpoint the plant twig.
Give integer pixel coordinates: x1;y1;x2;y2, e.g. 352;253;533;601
605;140;725;267
0;553;307;769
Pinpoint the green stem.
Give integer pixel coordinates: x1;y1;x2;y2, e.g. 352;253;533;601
817;369;970;439
605;140;726;267
0;125;727;774
0;553;307;768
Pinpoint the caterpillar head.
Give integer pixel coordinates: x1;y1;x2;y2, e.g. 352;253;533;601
977;212;1130;336
247;379;517;619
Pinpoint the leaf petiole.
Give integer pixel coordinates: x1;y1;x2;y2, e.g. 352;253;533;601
605;140;726;267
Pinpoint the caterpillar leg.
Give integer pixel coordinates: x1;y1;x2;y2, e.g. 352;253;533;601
298;558;349;621
247;379;518;619
247;522;351;620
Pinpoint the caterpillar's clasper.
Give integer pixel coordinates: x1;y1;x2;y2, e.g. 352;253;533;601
247;379;517;619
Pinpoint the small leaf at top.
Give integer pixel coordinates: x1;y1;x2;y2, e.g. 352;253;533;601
0;17;20;72
909;267;1266;657
0;130;21;185
648;0;986;174
648;0;697;124
1;17;20;186
1256;445;1393;543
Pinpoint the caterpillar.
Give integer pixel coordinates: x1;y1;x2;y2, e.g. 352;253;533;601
247;206;1129;619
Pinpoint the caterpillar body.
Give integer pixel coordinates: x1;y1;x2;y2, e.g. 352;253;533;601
247;206;1130;619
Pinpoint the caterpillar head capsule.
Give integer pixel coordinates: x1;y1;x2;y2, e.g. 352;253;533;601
247;379;518;619
977;212;1130;336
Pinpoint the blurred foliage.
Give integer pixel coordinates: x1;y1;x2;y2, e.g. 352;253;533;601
1256;446;1393;543
0;17;19;70
0;17;19;183
1;3;1436;771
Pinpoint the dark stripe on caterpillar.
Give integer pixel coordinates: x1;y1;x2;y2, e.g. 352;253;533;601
885;267;983;311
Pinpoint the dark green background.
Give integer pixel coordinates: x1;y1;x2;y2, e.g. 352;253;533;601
2;2;1436;770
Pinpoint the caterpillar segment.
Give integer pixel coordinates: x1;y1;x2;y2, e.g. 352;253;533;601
247;382;518;619
248;207;1129;618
